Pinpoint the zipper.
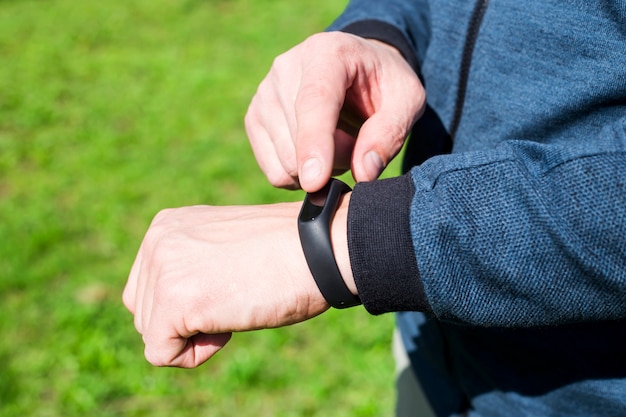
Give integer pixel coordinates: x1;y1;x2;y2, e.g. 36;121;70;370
449;0;490;140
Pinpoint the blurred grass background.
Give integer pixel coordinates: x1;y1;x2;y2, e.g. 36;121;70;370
0;0;401;415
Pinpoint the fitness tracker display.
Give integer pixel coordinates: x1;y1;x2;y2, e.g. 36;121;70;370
297;178;361;309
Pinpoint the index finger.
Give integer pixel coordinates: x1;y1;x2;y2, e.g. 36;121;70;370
294;52;351;192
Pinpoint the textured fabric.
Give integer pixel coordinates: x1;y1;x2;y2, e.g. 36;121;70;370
335;0;626;415
338;0;626;326
396;311;626;417
411;138;626;326
348;176;431;314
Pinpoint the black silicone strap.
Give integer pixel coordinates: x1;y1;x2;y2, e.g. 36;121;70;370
298;178;361;309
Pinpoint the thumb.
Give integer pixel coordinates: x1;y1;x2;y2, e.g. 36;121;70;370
351;111;414;182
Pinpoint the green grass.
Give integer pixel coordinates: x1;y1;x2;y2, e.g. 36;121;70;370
0;0;400;415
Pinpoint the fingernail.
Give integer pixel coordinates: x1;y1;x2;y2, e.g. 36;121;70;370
301;158;322;185
364;151;384;180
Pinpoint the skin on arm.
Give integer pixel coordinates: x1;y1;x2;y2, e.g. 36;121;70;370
122;194;354;368
245;32;426;192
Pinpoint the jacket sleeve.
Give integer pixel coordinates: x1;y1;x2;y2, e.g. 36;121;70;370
326;0;431;74
348;119;626;327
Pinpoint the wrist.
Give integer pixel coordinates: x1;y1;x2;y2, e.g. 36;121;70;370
330;192;357;296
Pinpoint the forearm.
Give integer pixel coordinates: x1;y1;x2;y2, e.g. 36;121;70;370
348;129;626;327
330;192;358;296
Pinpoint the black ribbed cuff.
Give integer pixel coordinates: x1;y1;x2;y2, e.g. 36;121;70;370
347;175;431;315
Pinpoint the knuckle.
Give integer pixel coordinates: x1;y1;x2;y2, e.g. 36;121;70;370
296;82;333;103
151;208;175;227
302;32;330;50
271;51;290;73
133;315;143;334
244;105;259;134
122;289;134;313
305;32;364;61
265;167;297;189
408;79;426;109
374;122;409;154
276;151;298;178
305;32;352;51
145;209;179;247
144;345;168;367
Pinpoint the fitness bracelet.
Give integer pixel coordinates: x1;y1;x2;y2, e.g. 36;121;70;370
297;178;361;309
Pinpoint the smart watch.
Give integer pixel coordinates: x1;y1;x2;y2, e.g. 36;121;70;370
297;178;361;309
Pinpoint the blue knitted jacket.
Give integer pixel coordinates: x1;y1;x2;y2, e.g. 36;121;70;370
332;0;626;327
330;1;626;415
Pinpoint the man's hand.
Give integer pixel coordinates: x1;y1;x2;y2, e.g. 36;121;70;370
123;198;353;368
245;32;426;192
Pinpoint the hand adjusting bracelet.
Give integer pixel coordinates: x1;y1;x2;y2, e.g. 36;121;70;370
298;178;361;309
